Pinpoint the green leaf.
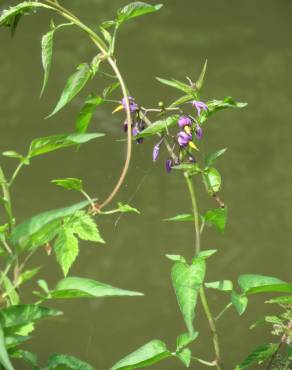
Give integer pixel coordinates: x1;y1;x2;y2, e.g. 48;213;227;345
28;132;104;158
199;96;248;124
117;202;140;214
18;267;42;285
50;276;143;299
110;340;170;370
54;228;79;276
172;163;201;174
46;354;94;370
136;115;179;139
203;208;227;233
117;2;163;23
8;349;37;367
0;274;19;306
165;255;186;263
205;280;233;292
52;178;83;192
40;28;54;97
235;343;278;369
177;348;191;368
203;167;221;194
205;148;227;167
164;214;193;222
156;78;193;94
76;94;104;133
231;291;248;315
196;59;207;91
66;211;105;244
5;334;31;349
0;323;15;370
0;305;62;328
0;2;52;29
171;258;206;334
169;94;194;108
2;151;23;160
238;274;287;294
47;63;92;117
10;199;93;250
196;249;218;259
176;332;198;352
265;295;292;305
103;81;120;98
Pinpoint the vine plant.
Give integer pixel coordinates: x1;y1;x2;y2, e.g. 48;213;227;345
0;1;291;370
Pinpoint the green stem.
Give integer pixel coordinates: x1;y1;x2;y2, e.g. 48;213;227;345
0;167;14;232
184;172;224;370
215;302;232;321
184;173;200;254
191;356;216;367
9;161;24;186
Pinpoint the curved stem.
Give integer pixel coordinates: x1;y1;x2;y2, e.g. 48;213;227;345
184;172;224;370
43;1;132;210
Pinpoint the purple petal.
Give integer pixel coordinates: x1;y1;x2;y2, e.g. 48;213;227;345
178;115;192;128
153;145;160;162
196;125;203;140
192;100;208;116
165;159;173;173
177;131;192;147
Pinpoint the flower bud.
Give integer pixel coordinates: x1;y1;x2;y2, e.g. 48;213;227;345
165;159;173;173
196;124;203;140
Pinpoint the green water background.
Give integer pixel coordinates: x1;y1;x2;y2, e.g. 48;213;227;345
0;0;292;368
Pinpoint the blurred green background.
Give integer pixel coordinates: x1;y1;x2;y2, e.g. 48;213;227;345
0;0;292;369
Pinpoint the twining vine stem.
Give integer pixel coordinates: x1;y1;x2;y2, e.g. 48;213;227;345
184;173;224;370
43;0;133;210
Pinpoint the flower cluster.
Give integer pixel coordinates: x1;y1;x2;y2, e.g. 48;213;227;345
158;100;208;173
115;96;208;171
121;97;145;144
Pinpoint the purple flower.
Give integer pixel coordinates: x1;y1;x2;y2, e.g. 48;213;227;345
153;145;160;162
177;131;192;147
192;100;208;116
178;115;192;128
195;125;203;140
165;159;173;173
122;96;138;112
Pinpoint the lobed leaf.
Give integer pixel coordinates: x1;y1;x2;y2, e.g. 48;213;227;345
8;349;37;367
117;2;163;23
110;340;170;370
50;276;144;299
54;228;79;277
136;115;179;139
10;200;93;249
47;63;92;117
